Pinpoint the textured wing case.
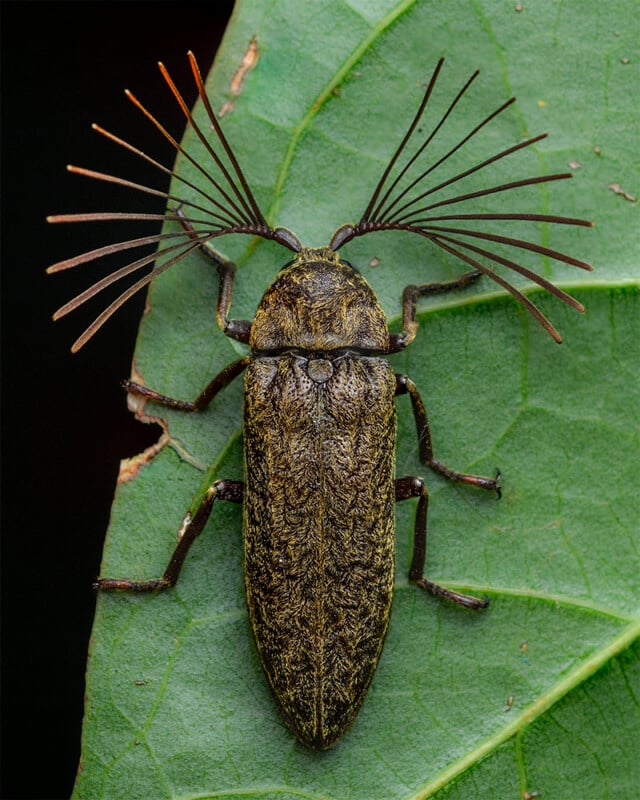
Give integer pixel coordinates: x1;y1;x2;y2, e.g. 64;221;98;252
243;353;397;748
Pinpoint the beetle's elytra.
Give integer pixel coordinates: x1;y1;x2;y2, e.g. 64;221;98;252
48;53;591;748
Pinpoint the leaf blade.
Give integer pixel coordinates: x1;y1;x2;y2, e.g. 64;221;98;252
71;1;639;797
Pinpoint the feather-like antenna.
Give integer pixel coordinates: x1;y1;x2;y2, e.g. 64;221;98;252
330;59;593;342
47;52;300;352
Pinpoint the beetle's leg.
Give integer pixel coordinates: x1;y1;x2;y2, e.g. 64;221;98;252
96;479;244;592
396;476;488;610
388;270;482;351
175;207;251;343
125;355;251;412
396;374;501;496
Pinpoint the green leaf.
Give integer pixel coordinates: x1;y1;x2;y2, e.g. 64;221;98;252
73;1;639;798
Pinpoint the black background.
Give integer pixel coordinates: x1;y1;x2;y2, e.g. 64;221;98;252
2;3;234;797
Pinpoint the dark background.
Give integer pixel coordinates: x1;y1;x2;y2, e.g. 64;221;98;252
1;3;234;797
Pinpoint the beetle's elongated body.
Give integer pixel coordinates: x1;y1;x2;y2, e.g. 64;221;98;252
48;53;592;748
245;249;396;746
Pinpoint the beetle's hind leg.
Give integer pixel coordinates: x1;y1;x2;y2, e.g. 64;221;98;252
96;479;244;592
396;374;501;497
396;477;488;610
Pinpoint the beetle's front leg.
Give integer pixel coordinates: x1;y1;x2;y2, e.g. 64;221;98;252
96;479;244;592
396;476;488;609
396;374;501;497
175;207;251;343
388;270;482;351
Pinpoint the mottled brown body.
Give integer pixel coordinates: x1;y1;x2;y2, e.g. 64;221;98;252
93;242;501;749
244;250;396;748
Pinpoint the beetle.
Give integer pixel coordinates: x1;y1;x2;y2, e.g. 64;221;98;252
48;52;592;749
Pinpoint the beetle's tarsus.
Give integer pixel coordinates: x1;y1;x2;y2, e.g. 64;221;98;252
123;379;198;411
95;577;170;592
428;457;500;494
416;578;489;610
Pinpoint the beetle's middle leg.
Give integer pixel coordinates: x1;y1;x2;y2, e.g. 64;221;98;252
396;476;488;610
125;355;250;412
96;479;244;592
396;374;501;497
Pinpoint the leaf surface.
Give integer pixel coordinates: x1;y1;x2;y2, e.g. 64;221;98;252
73;1;639;798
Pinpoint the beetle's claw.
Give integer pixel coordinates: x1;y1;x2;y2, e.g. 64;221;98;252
493;468;502;499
